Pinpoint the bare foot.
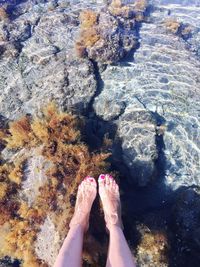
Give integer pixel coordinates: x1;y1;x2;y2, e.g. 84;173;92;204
69;176;97;232
98;174;123;231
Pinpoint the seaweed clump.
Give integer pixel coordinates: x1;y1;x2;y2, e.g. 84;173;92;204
136;226;169;267
75;0;148;63
164;18;193;40
108;0;147;21
0;103;111;267
75;9;100;58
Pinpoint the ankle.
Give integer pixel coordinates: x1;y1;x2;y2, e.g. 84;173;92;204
69;223;86;233
107;224;123;232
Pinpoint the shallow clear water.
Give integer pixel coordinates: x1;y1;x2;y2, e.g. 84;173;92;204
0;0;200;266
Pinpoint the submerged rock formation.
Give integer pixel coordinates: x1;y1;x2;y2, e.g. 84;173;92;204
94;1;200;190
136;225;168;267
117;107;157;186
75;0;147;63
170;187;200;266
0;1;97;119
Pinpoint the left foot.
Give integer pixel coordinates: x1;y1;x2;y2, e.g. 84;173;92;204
69;176;97;232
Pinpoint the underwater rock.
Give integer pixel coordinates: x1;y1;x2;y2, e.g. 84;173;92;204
136;225;168;267
85;11;138;63
150;1;200;58
75;0;146;63
0;1;97;119
94;1;200;190
93;98;126;121
21;153;53;206
35;216;61;267
0;0;200;266
117;107;157;186
170;187;200;265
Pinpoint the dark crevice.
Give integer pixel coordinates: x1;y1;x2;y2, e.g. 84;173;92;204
86;60;106;117
5;0;29;20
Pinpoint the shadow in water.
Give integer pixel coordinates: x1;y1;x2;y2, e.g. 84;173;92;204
0;257;20;267
82;109;200;267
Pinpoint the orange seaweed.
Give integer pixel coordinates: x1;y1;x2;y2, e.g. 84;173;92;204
0;102;111;266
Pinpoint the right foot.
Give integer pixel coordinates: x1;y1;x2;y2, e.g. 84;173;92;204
98;174;123;231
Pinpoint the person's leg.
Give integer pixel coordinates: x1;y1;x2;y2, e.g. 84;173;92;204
53;225;84;267
98;174;136;267
106;226;136;267
54;176;97;267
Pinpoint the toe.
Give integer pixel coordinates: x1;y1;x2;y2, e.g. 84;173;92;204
85;179;91;186
108;174;114;180
112;178;117;187
78;183;83;191
77;183;83;199
98;174;106;186
114;184;120;195
105;174;111;186
111;180;116;189
85;176;97;187
81;179;88;188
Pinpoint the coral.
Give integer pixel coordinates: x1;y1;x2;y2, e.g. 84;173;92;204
0;102;111;266
0;200;19;226
0;129;7;141
110;0;121;8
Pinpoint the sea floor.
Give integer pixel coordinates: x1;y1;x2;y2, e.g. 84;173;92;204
0;0;200;266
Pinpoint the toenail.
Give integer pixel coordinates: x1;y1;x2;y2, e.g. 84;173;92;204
89;178;94;182
99;174;105;180
105;174;111;179
85;175;92;180
107;174;113;179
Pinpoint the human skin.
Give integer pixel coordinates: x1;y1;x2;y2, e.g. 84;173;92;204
53;175;136;267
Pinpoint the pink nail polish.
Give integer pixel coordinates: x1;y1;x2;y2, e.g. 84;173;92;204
99;174;105;180
89;178;94;182
105;174;113;180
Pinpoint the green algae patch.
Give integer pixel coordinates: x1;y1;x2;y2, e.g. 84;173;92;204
0;103;111;267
